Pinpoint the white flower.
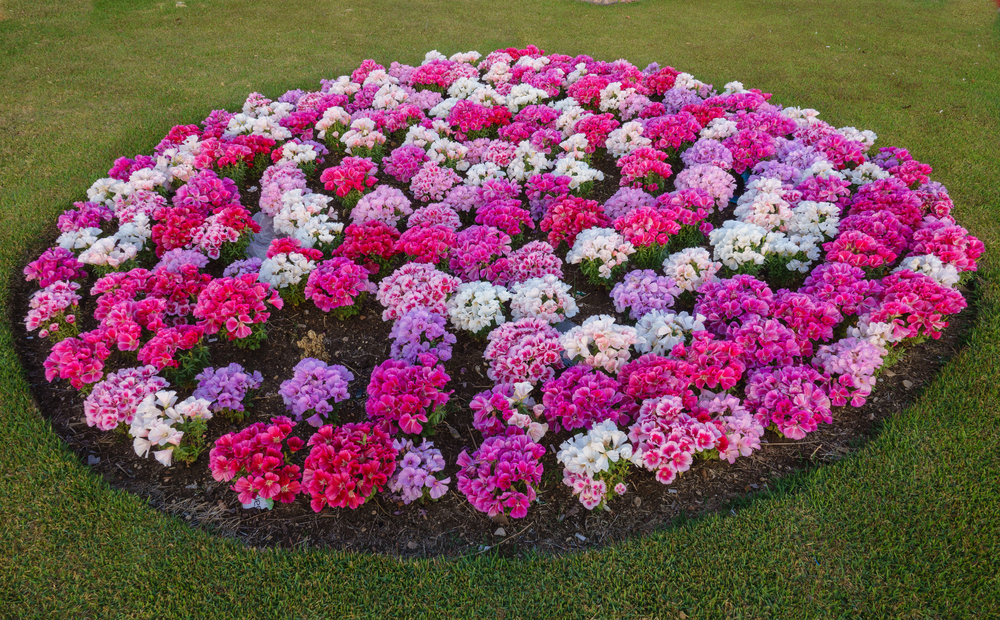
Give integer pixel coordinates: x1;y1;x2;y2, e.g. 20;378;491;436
273;189;334;235
403;125;440;148
315;106;352;141
128;391;211;468
509;275;579;324
844;162;890;186
560;315;642;374
57;227;102;251
447;281;511;334
259;252;317;289
709;220;771;270
506;140;552;181
551;157;604;189
292;214;344;249
838;126;877;148
598;82;636;113
567;228;635;279
635;310;707;355
77;236;138;268
605;121;650;158
894;254;960;287
274;142;319;166
464;162;507;186
506;84;549;113
699;118;738;141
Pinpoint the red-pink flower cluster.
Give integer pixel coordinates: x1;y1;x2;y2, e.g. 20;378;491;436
192;274;283;341
539;196;609;249
909;217;984;272
137;325;204;370
305;257;376;313
475;200;535;237
395;224;456;265
617;148;673;191
670;331;747;391
505;240;564;284
43;329;113;389
694;275;774;334
335;221;401;273
210;417;305;504
799;262;881;316
410;162;461;203
574;113;620;151
382;144;428;183
865;269;967;341
644;112;701;152
723;129;776;174
319;156;378;198
613;206;680;248
302;422;397;511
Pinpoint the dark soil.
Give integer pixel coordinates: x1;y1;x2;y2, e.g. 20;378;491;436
8;147;979;558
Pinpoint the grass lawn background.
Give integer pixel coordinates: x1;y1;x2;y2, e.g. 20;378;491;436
1;0;998;617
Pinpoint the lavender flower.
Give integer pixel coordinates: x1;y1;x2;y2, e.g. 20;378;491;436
278;358;354;426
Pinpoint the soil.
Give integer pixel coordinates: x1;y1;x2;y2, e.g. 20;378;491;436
8;147;979;558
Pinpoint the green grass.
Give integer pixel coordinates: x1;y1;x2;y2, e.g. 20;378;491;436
1;0;999;617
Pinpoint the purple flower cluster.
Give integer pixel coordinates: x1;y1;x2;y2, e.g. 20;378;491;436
389;308;457;363
610;269;681;320
193;363;264;418
278;358;354;427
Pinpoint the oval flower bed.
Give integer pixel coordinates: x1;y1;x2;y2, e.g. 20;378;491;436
17;46;982;552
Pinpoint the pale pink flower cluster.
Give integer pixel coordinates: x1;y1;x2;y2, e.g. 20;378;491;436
484;318;564;385
84;366;169;431
376;262;462;321
560;315;643;374
129;390;213;467
509;274;579;324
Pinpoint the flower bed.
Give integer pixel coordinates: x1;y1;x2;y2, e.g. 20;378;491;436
16;46;980;551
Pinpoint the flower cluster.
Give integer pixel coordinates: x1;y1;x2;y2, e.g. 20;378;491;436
279;358;354;427
456;434;546;519
388;439;450;504
389;308;457;363
447;281;511;336
209;417;304;505
84;366;169;431
558;420;642;509
366;358;451;435
560;315;642;374
305;257;376;318
130;390;213;466
302;422;397;511
376;262;462;321
610;270;681;320
484;317;565;385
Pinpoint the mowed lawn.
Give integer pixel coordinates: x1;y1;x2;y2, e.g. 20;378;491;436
1;0;998;617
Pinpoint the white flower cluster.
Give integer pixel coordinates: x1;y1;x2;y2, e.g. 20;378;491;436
428;138;470;171
130;391;212;467
129;168;169;192
635;310;707;356
315;106;352;141
699;119;738;140
273;142;319;166
508;274;579;324
87;177;132;208
560;314;643;374
506;84;550;113
844;162;890;186
555;102;588;138
598;82;636;113
848;317;899;349
447;281;511;334
780;106;822;128
429;97;460;119
114;212;153;251
464;162;506;186
838;126;878;148
893;254;960;287
373;83;409;109
506;140;552;181
57;227;102;251
292;214;343;249
557;420;642;477
567;228;635;279
662;247;722;292
605;121;650;158
559;133;590;160
274;189;334;235
78;236;138;268
259;251;317;290
403;125;440;148
709;220;772;271
551;157;604;190
323;76;361;97
447;77;485;100
224;113;292;141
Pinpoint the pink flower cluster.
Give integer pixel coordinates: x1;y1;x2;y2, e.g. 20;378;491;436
865;269;967;341
192;274;283;342
305;257;376;315
813;338;885;407
24;281;81;338
376;262;461;321
617;147;673;191
84;366;169;431
484;318;565;385
410;162;461;202
279;358;354;427
335;221;401;273
24;247;86;288
456;434;546;519
449;225;512;283
319;156;378;200
366;358;451;435
302;422;397;511
539;196;609;249
541;365;628;432
396;224;456;265
745;366;832;439
209;417;305;505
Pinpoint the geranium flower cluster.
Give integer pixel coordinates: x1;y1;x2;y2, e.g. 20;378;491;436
610;270;681;320
304;257;376;318
447;281;511;336
560;315;642;374
193;363;263;420
302;422;397;511
484;318;564;385
557;420;642;509
24;281;81;340
84;366;169;431
469;382;548;441
389;308;457;363
387;439;450;504
209;416;304;505
130;390;213;467
192;273;283;348
376;262;462;321
456;434;546;519
279;358;354;427
366;358;451;435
